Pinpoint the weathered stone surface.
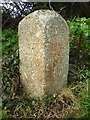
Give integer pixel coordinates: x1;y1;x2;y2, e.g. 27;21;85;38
18;10;69;98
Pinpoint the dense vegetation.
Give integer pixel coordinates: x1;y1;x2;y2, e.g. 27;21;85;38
1;17;90;119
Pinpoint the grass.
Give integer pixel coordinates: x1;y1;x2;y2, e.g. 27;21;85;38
1;78;89;119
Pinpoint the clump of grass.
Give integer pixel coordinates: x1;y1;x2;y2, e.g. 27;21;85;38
66;81;89;118
1;80;89;119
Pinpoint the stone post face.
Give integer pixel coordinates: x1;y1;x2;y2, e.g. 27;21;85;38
18;10;69;98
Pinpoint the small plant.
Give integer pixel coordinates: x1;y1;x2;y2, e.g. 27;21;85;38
2;29;19;75
67;17;90;83
2;29;19;95
70;81;89;118
1;107;12;119
67;17;90;63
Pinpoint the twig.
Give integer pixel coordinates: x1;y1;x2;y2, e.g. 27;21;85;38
49;0;54;11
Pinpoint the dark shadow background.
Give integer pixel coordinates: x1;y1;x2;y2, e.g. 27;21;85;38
1;2;90;30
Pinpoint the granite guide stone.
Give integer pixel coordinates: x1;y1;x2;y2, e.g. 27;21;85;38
18;10;69;98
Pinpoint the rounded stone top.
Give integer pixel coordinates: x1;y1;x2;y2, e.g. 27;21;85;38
19;10;69;29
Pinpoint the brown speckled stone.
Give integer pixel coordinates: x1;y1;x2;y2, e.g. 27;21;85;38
18;10;69;98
